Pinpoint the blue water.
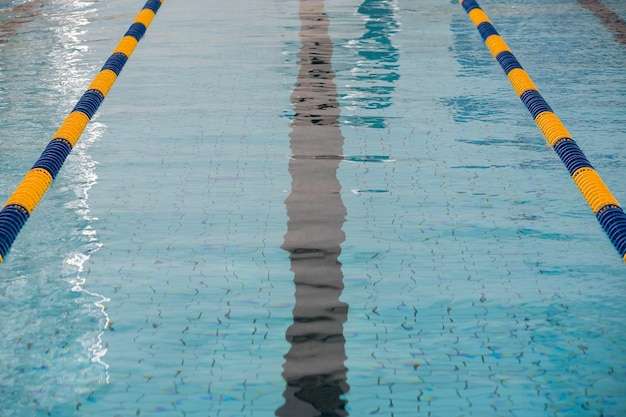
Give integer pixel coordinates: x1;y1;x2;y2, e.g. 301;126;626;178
1;0;625;416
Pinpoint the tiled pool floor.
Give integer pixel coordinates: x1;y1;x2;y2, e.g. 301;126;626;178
0;0;625;416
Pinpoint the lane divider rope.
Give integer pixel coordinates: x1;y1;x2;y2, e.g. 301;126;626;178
459;0;626;262
0;0;164;264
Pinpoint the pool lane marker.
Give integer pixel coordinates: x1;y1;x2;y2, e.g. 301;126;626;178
460;0;626;262
0;0;164;264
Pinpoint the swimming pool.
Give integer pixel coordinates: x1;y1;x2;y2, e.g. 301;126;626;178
1;0;625;415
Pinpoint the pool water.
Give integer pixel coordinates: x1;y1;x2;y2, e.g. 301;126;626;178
1;0;625;416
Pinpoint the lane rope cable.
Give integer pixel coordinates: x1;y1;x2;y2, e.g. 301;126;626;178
459;0;626;263
0;0;164;265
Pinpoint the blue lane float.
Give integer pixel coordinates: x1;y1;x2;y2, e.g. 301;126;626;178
459;0;626;262
0;0;164;264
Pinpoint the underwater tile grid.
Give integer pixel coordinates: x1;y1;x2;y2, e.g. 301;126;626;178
0;0;625;416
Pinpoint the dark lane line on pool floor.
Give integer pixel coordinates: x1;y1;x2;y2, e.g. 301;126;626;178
579;0;626;47
278;0;349;415
0;0;45;44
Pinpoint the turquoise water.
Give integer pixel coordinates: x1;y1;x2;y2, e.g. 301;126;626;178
1;0;625;416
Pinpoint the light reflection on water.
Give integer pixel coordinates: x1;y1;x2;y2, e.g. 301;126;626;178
49;0;112;387
63;119;110;382
0;0;109;414
338;0;400;129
